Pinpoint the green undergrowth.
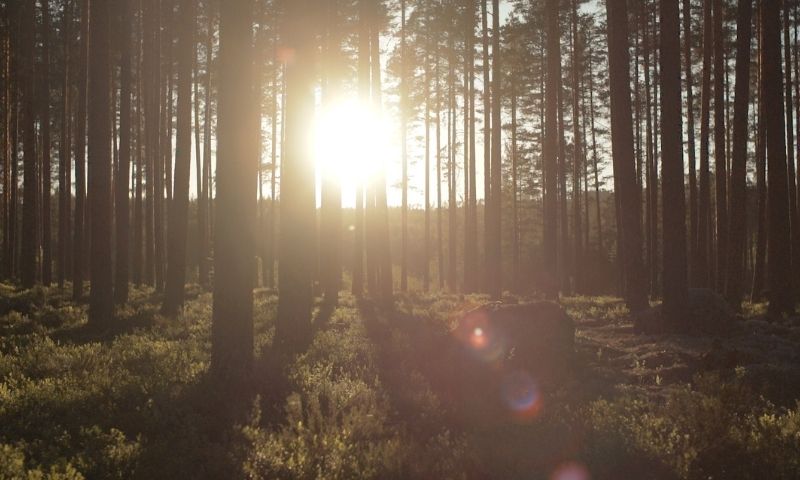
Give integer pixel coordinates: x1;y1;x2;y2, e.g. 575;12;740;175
0;284;799;479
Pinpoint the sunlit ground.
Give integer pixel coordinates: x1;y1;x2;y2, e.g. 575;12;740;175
314;98;392;207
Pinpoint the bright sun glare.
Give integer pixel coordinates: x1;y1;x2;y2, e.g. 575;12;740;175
313;99;391;193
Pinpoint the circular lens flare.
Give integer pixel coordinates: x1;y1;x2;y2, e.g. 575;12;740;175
501;370;542;421
550;462;590;480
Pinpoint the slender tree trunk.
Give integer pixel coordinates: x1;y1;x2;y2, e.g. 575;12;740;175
725;0;752;310
588;44;603;251
511;78;519;289
481;0;491;292
423;7;431;292
713;0;728;291
661;0;689;320
683;0;698;286
570;0;583;292
115;0;133;304
752;1;767;302
462;0;477;293
144;0;159;288
400;0;408;292
784;0;800;293
643;5;655;296
199;6;213;288
436;54;443;290
40;0;52;285
87;0;114;326
697;0;713;288
20;0;38;289
58;0;72;288
352;0;368;297
606;0;649;314
447;32;456;292
212;0;255;376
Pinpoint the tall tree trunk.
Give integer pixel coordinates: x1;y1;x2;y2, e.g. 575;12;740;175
725;0;752;310
605;0;649;314
400;0;408;292
588;44;603;250
752;0;767;302
20;0;38;289
464;0;477;293
212;0;255;375
447;32;457;292
423;7;431;292
784;0;800;294
162;0;194;314
713;0;728;291
199;6;213;288
683;0;698;286
58;0;72;288
352;0;368;297
660;0;689;320
481;0;491;292
320;0;342;303
115;0;133;304
143;0;159;288
275;0;317;350
87;0;114;327
40;0;52;285
643;4;655;296
436;54;443;290
543;0;560;298
762;0;795;315
511;77;519;289
697;0;713;288
570;0;583;292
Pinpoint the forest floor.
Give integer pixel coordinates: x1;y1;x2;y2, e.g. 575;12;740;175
1;285;799;479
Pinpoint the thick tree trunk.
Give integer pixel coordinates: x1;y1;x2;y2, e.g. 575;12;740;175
605;0;648;314
275;0;317;351
713;0;728;291
212;0;255;375
162;0;194;314
543;0;560;298
724;0;752;310
660;0;689;320
87;0;114;327
762;0;794;315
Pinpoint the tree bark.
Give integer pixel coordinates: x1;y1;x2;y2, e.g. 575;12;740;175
275;0;317;351
605;0;648;314
87;0;114;327
697;0;713;288
725;0;752;310
713;0;728;291
162;0;194;314
660;0;689;320
762;0;794;315
212;0;255;376
20;0;38;289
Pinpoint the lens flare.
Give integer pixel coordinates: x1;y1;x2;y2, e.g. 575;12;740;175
455;310;507;363
550;462;590;480
501;370;542;421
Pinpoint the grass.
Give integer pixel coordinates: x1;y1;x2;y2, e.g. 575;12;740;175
1;285;799;479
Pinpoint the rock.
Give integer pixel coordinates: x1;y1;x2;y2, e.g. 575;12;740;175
636;288;736;335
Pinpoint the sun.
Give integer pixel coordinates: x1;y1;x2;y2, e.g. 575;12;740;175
313;98;390;191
